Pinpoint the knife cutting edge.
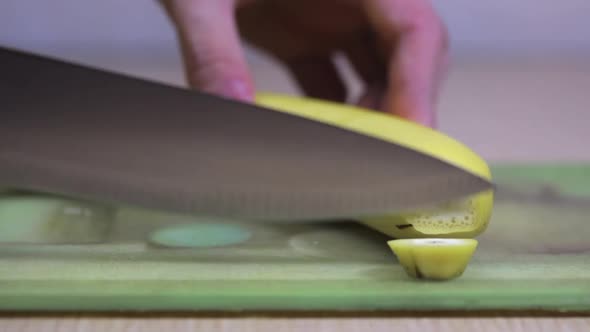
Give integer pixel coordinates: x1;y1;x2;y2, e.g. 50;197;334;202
0;46;493;221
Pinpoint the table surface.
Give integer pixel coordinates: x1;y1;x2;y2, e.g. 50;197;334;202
2;315;590;332
2;51;590;331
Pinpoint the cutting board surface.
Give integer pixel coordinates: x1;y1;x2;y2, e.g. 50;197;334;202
0;164;589;312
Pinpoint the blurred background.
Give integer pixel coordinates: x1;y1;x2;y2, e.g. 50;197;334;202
1;0;589;162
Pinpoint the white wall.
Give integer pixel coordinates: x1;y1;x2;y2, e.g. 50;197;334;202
1;0;589;58
433;0;590;56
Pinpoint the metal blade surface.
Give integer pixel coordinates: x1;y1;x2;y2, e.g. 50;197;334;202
0;47;492;221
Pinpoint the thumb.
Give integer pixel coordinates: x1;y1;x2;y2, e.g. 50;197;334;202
163;0;255;102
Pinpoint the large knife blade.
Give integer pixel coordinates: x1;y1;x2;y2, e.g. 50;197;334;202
0;47;492;221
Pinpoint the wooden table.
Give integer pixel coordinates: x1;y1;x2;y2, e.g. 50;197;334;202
1;54;589;331
2;314;589;331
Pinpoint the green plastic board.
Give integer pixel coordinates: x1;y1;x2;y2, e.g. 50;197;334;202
0;164;588;312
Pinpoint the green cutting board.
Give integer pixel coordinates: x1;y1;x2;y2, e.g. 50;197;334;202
0;164;588;312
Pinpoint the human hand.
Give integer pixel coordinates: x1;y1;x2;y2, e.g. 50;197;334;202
161;0;448;127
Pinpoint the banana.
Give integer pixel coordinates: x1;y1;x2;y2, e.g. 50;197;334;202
387;238;478;280
254;93;494;239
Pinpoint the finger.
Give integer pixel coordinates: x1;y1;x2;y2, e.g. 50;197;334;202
161;0;254;101
285;56;347;102
364;0;449;127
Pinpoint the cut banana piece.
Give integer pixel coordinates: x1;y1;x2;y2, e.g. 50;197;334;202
387;238;478;280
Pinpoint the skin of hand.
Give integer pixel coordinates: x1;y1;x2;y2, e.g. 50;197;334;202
161;0;448;127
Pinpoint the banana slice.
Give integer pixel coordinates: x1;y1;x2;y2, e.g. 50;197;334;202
387;238;478;280
255;93;494;238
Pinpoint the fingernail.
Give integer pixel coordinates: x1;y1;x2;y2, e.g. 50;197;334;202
200;79;254;103
225;79;254;102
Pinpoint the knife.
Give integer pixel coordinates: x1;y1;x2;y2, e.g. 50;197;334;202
0;46;492;221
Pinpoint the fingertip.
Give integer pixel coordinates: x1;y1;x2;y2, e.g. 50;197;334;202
200;78;255;102
227;79;255;102
384;96;437;128
409;111;436;128
356;83;436;128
